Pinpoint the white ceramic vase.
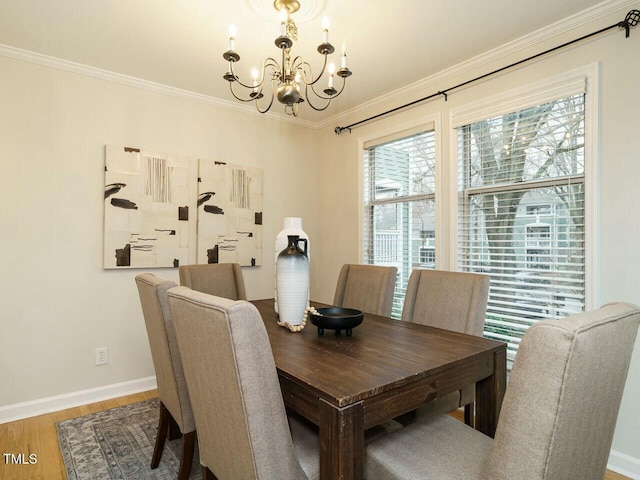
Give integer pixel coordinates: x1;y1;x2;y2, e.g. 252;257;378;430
276;235;309;326
274;217;310;312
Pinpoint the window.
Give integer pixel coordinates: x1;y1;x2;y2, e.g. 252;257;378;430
363;127;436;318
456;91;587;363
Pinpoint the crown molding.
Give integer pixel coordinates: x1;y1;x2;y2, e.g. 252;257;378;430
0;43;317;129
319;0;638;131
1;0;635;132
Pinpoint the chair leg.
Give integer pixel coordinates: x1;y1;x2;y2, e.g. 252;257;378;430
151;402;170;469
203;465;219;480
177;431;196;480
168;412;181;440
464;402;475;427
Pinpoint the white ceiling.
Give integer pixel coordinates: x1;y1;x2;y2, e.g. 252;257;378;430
0;0;612;122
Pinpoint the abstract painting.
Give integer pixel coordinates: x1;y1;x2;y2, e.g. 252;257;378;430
103;145;263;269
197;159;263;266
103;145;196;269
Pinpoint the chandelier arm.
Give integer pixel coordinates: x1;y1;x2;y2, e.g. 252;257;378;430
299;56;329;86
257;58;281;88
307;75;347;101
290;55;304;72
303;83;332;112
332;78;347;97
229;80;277;114
229;57;280;92
255;79;277;113
264;60;282;89
308;82;331;100
229;61;264;90
228;62;254;90
265;58;280;71
228;82;261;102
289;55;319;82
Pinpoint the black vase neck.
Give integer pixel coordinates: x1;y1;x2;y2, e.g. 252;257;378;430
281;234;308;258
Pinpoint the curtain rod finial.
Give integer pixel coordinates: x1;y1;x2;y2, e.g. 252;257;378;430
621;9;640;37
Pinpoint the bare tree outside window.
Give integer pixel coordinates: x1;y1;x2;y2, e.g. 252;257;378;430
458;94;586;360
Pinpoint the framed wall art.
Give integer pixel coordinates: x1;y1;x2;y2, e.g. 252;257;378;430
103;145;262;269
103;145;196;269
197;159;263;267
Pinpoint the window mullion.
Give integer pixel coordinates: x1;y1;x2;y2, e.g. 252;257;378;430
464;174;585;196
369;193;433;207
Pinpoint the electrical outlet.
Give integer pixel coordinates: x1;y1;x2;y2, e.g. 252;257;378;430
95;347;108;366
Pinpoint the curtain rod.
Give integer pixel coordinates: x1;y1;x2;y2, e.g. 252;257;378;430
334;9;640;135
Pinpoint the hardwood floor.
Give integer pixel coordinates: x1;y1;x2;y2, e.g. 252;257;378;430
0;390;631;480
0;390;157;480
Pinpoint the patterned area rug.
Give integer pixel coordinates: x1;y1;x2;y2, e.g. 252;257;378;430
56;398;201;480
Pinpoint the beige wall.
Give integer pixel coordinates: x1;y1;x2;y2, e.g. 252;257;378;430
315;4;640;472
0;55;320;406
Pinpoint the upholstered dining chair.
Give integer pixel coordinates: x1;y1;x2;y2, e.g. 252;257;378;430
178;263;247;300
400;268;489;426
367;302;640;480
167;286;320;480
333;264;398;316
135;273;195;480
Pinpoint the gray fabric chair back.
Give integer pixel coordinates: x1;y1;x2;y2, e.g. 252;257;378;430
401;269;489;336
179;263;247;300
400;269;489;418
167;286;308;480
487;302;640;480
135;273;194;433
333;264;397;316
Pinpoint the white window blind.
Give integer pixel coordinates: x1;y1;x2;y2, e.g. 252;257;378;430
457;93;586;362
363;128;436;318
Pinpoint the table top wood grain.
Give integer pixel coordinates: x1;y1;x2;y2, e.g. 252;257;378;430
252;298;507;480
254;298;504;406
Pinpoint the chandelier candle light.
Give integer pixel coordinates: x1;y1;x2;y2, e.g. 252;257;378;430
223;0;352;116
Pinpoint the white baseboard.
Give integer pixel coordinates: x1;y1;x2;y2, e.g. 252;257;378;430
608;449;640;480
0;376;157;424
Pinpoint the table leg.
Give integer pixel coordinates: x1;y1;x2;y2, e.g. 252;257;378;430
475;348;507;437
319;398;364;480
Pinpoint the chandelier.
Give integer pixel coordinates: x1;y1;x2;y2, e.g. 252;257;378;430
223;0;352;116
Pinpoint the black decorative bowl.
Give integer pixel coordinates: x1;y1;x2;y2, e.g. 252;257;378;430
309;307;364;336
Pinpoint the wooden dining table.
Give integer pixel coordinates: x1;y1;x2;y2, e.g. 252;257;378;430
252;299;507;480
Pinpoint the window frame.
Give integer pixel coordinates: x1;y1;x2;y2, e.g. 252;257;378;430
358;117;442;317
356;65;598;365
449;63;599;365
